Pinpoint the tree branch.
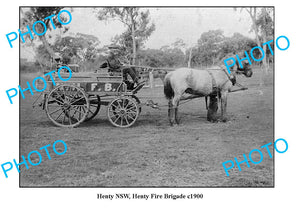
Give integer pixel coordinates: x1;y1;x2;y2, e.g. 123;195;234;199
118;18;131;28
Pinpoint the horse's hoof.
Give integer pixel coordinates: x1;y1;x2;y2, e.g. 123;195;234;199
221;118;228;122
207;117;213;122
208;119;218;123
169;122;179;126
207;116;218;123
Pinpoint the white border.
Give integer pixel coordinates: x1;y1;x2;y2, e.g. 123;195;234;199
0;0;298;212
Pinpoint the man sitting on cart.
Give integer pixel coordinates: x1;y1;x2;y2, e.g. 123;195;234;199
99;45;143;90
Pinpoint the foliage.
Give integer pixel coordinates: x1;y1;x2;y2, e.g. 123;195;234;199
21;7;67;32
20;59;40;73
35;44;52;68
255;8;274;41
33;32;103;72
95;7;155;64
20;8;273;73
112;29;256;69
191;30;257;67
236;7;274;74
20;7;69;48
193;30;225;66
138;47;185;68
20;7;71;72
53;33;101;64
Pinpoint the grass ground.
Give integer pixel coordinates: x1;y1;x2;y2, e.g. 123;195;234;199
20;67;274;187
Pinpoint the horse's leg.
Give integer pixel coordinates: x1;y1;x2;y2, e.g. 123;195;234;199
172;95;181;125
168;100;174;126
207;95;218;122
220;91;228;122
174;101;180;124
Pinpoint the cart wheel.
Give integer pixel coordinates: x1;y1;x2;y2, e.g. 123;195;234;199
131;95;141;114
85;95;101;122
107;97;139;128
45;85;89;127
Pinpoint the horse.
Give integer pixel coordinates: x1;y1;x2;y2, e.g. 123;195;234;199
163;59;253;125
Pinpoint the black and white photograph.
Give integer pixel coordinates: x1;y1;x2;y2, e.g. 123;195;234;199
19;6;274;187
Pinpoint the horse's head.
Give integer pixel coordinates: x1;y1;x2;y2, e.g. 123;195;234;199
236;61;253;77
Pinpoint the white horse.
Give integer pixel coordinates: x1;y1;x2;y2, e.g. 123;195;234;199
163;62;252;125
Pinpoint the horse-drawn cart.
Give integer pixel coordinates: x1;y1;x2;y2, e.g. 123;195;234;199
34;62;249;128
34;69;146;128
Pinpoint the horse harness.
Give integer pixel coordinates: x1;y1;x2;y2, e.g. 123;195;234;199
206;67;237;94
205;68;237;110
206;70;219;96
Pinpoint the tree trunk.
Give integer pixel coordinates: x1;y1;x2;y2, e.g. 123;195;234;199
262;35;268;73
40;35;56;58
130;12;137;65
249;9;262;50
131;29;136;65
261;8;269;73
248;8;265;87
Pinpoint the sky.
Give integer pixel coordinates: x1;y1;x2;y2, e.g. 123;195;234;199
21;7;256;60
68;7;255;48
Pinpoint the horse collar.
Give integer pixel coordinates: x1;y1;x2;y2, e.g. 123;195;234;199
218;66;236;86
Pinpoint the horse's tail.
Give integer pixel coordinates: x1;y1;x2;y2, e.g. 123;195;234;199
163;74;174;100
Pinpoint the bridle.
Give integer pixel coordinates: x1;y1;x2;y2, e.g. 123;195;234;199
218;66;237;86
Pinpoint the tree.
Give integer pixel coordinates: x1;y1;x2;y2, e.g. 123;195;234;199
138;49;164;67
95;7;155;65
236;7;274;72
190;30;225;67
34;32;102;72
160;45;185;67
35;44;52;68
255;8;274;68
20;7;70;58
220;33;257;60
198;30;225;65
138;47;185;68
171;38;187;50
170;38;189;67
189;30;256;68
54;33;101;63
20;7;71;72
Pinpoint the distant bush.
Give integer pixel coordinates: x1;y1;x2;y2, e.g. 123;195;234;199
20;60;40;73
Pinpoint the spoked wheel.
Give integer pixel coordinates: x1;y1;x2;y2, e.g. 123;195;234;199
45;85;90;127
131;95;141;114
85;95;101;122
107;96;139;128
